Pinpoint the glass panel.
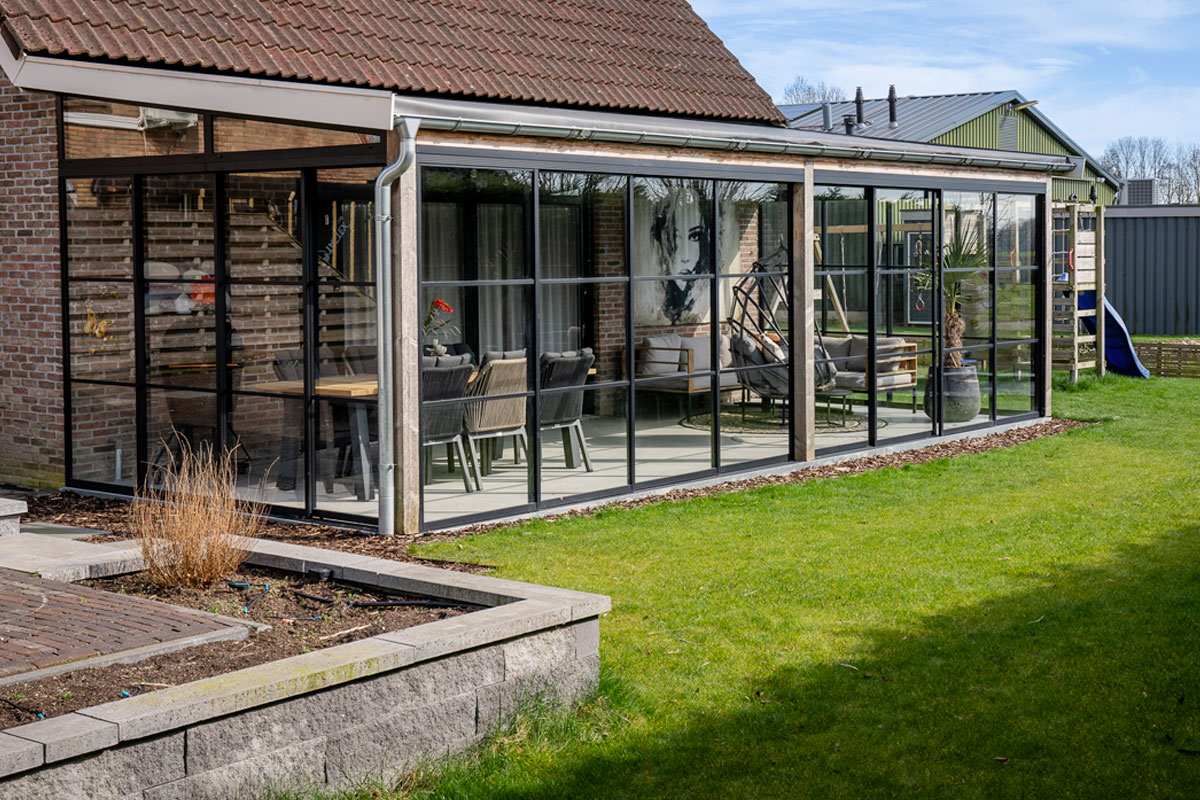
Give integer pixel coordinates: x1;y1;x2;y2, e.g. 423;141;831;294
943;346;992;431
538;283;625;383
815;267;870;453
226;172;303;281
718;368;790;467
70;382;136;487
815;186;868;267
998;194;1038;267
952;268;993;348
214;117;380;152
228;393;304;510
996;345;1037;416
320;282;377;373
66;177;133;279
229;283;305;391
634;277;715;365
722;273;790;379
634;375;713;483
539;386;629;502
420;285;529;371
63;97;203;159
997;268;1037;342
421;393;532;525
718;181;789;274
145;174;215;281
631;178;714;278
313;397;378;518
881;349;934;442
68;282;135;382
317;168;381;283
944;191;993;265
146;283;218;388
538;173;627;280
421;167;532;282
146;386;217;471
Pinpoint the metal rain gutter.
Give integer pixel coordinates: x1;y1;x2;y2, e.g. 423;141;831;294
412;113;1075;174
374;115;421;537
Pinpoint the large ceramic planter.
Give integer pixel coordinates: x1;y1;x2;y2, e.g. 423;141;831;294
923;365;981;422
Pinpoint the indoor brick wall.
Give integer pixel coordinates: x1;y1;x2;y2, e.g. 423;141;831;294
0;74;63;488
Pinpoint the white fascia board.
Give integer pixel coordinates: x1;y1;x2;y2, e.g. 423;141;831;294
0;46;395;131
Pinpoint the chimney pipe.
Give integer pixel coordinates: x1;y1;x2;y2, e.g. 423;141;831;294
888;85;899;129
843;114;856;135
855;87;865;124
822;102;833;131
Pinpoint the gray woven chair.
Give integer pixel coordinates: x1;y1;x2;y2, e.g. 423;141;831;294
421;361;475;492
272;347;350;493
539;348;595;471
462;356;528;488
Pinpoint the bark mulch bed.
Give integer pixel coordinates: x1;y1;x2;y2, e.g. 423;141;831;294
20;418;1088;558
0;565;472;729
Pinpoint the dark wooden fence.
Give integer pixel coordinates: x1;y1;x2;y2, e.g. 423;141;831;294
1132;341;1200;378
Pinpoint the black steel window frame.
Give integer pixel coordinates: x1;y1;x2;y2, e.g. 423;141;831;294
416;160;795;531
812;182;1046;457
57;98;387;523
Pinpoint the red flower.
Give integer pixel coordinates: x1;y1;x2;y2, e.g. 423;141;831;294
432;298;454;314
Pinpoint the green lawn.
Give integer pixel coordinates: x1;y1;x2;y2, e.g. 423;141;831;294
332;375;1200;799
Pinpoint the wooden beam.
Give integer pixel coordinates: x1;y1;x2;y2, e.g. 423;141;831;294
792;163;816;462
1041;181;1054;415
389;130;422;535
1095;204;1107;378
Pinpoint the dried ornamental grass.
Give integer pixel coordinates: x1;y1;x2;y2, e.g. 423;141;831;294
132;439;266;588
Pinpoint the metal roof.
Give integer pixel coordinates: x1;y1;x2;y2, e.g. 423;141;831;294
401;95;1076;174
781;90;1119;188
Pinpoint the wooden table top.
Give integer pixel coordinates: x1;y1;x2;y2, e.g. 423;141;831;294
252;374;379;398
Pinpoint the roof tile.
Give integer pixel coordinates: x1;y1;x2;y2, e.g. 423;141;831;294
0;0;782;123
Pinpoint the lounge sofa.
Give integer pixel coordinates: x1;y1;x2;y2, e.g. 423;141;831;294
817;335;918;393
635;333;743;392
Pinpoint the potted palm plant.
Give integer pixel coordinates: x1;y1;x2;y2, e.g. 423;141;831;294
915;209;987;422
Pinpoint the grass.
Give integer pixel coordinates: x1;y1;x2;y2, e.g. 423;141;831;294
307;374;1200;798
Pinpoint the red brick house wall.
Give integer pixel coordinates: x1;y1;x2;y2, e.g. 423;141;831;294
0;73;63;487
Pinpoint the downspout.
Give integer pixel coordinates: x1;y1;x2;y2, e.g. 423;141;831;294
375;115;421;537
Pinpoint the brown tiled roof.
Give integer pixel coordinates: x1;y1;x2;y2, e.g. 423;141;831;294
0;0;784;123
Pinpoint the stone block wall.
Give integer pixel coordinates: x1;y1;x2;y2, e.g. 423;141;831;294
0;621;600;799
0;72;62;488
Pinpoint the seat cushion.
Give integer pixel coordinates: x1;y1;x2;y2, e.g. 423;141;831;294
680;336;711;372
481;348;526;367
420;353;473;368
876;337;909;373
719;334;733;369
638;333;684;376
834;371;915;391
820;336;852;361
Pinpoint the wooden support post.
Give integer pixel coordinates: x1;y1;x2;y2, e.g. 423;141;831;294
1040;184;1054;416
1069;203;1080;383
791;164;816;462
1095;204;1107;378
389;131;422;535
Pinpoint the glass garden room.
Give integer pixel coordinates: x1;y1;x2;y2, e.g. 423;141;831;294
57;96;1047;530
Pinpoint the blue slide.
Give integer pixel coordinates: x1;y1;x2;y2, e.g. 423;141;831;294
1078;290;1151;378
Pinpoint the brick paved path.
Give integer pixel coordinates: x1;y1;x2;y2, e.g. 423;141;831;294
0;568;236;678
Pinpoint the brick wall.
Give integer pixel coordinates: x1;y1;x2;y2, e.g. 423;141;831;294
0;74;63;488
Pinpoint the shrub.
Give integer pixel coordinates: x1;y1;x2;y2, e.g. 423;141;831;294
132;438;266;588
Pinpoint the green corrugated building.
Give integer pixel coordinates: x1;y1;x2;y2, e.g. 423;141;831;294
781;90;1119;205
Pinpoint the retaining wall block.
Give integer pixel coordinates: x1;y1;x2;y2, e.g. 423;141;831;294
0;732;183;800
145;737;326;800
324;691;477;786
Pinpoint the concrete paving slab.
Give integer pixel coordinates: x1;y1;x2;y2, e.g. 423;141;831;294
19;522;109;540
0;533;143;581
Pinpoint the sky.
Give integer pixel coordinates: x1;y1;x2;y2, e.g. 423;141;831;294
695;0;1200;156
